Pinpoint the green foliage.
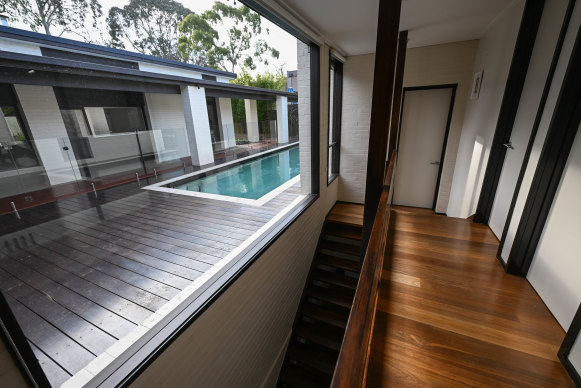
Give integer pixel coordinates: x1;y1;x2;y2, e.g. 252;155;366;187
229;68;287;124
3;0;102;38
178;2;279;73
107;0;192;61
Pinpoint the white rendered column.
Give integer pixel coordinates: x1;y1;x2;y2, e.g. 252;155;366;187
276;95;289;144
245;99;260;143
14;84;81;185
181;85;214;166
217;98;236;148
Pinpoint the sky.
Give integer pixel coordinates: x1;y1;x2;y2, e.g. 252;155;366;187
8;0;298;75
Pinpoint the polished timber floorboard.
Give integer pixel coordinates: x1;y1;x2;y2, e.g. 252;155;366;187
366;206;574;387
0;176;301;386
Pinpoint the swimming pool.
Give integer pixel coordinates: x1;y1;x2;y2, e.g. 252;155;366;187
149;146;300;204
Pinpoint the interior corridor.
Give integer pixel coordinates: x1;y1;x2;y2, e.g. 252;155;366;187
366;206;574;387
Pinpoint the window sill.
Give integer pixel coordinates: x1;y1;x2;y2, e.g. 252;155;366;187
327;174;339;186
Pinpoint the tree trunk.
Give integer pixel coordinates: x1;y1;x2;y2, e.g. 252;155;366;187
34;0;51;35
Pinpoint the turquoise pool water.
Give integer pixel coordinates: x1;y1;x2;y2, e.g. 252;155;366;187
173;146;300;199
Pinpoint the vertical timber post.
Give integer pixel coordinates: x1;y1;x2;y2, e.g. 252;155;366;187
361;0;402;253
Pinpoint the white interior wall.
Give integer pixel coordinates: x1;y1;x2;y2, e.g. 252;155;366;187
130;44;338;388
447;0;525;218
338;40;478;206
488;0;569;239
402;40;479;213
501;1;581;261
527;124;581;330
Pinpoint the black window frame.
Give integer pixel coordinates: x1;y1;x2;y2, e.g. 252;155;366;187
0;3;323;388
327;55;343;185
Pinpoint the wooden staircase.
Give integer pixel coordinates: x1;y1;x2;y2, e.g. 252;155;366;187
277;204;363;387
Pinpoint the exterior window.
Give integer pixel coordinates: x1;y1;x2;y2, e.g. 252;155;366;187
328;56;343;183
0;2;318;386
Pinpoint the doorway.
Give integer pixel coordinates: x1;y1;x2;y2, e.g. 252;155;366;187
393;85;456;209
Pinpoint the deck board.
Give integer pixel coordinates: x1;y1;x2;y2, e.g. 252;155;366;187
0;169;301;385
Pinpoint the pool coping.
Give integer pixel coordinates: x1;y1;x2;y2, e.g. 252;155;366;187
142;142;300;207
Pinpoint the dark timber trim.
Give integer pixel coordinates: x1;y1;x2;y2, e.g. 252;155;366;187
0;26;235;78
362;0;402;253
311;43;321;195
473;0;545;224
328;55;343;185
558;303;581;385
498;0;577;261
506;25;581;276
387;30;408;162
0;291;51;388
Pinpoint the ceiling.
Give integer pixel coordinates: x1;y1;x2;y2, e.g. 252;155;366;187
280;0;517;55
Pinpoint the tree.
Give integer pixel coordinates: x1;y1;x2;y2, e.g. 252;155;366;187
107;0;192;62
230;68;287;124
2;0;102;38
178;2;280;73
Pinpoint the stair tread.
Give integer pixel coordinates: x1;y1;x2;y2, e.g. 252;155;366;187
325;222;362;241
294;322;344;352
287;341;338;376
307;284;354;309
321;240;361;256
312;269;358;290
279;363;330;388
318;254;360;273
302;303;350;329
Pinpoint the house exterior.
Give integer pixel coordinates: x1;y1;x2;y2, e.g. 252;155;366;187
0;25;297;211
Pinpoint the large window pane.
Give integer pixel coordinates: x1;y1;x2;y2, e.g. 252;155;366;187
0;1;316;386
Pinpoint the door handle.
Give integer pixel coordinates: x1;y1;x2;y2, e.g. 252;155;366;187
503;142;514;150
430;161;440;165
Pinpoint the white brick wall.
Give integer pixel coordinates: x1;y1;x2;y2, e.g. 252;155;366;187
338;54;375;204
297;40;312;194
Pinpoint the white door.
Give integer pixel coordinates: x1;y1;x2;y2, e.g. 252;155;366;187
489;0;568;241
393;88;453;208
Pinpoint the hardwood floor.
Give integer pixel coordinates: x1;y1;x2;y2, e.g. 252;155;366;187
366;206;574;387
327;202;364;227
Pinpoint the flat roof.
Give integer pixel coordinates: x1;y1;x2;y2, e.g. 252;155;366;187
0;26;237;79
0;50;298;100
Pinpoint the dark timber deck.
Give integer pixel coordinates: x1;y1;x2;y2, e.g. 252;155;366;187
0;173;301;386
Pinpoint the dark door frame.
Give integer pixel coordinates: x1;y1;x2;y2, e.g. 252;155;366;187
559;303;581;385
397;83;457;211
497;0;576;261
506;25;581;276
473;0;545;224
